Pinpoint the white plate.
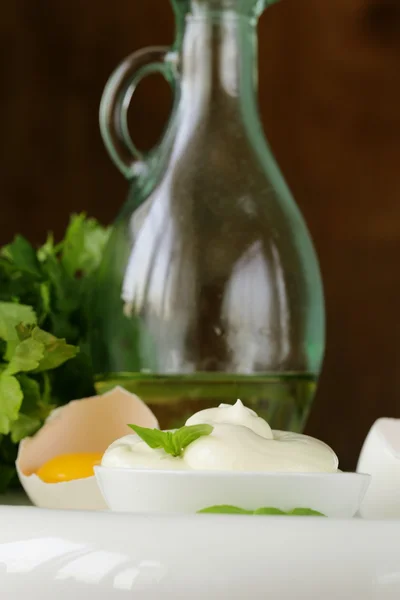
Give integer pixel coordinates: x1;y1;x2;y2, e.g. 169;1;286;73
0;503;400;599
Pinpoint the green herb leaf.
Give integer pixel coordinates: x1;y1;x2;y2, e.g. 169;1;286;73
254;507;287;515
15;375;52;427
198;505;254;515
0;302;37;343
29;327;79;372
5;338;44;375
0;323;78;439
16;323;34;342
5;326;78;374
128;423;214;457
286;508;325;517
41;372;53;408
128;425;171;450
198;505;326;516
39;282;51;323
17;374;41;415
1;236;42;279
40;254;79;314
37;232;55;263
162;431;175;456
62;213;110;277
174;424;214;451
0;374;23;435
0;214;108;493
10;414;41;443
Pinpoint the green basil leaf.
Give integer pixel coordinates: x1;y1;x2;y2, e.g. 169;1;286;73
198;505;253;515
128;424;170;450
128;423;214;457
165;431;179;456
253;507;286;515
198;505;327;516
286;508;325;517
175;424;214;453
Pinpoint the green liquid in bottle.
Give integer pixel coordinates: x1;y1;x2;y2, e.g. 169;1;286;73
96;372;316;432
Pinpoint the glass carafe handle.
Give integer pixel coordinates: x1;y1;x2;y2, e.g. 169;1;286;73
99;46;175;180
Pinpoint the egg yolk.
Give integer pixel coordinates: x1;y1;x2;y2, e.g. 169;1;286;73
36;453;103;483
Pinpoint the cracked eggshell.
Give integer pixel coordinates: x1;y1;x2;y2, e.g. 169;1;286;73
16;386;158;510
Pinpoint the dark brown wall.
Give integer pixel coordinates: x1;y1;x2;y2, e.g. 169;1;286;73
2;0;400;469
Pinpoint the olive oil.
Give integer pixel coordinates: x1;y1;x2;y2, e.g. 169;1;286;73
96;372;316;432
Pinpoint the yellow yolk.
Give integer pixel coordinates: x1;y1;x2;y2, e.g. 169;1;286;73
36;453;103;483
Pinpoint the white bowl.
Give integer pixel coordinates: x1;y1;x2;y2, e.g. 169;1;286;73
95;467;370;517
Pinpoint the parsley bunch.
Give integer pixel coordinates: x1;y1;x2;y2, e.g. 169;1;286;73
0;214;110;492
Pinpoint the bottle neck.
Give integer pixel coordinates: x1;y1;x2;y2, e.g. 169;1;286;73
177;12;259;113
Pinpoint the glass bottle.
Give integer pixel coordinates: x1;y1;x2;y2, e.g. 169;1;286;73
90;0;325;432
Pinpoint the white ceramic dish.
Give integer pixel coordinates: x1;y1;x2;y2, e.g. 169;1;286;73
95;467;370;517
1;504;400;599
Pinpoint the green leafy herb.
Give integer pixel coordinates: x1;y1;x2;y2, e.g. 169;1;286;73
0;325;78;436
286;508;326;517
199;505;254;515
0;303;36;345
61;213;110;277
10;414;42;444
198;505;326;516
6;325;78;376
5;337;44;375
24;326;78;372
128;423;213;457
0;214;110;492
1;236;42;279
254;507;287;515
0;374;23;435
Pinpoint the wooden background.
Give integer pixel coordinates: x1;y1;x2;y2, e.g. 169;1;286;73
2;0;400;469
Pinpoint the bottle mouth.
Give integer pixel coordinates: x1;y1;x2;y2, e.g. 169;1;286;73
173;0;271;18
